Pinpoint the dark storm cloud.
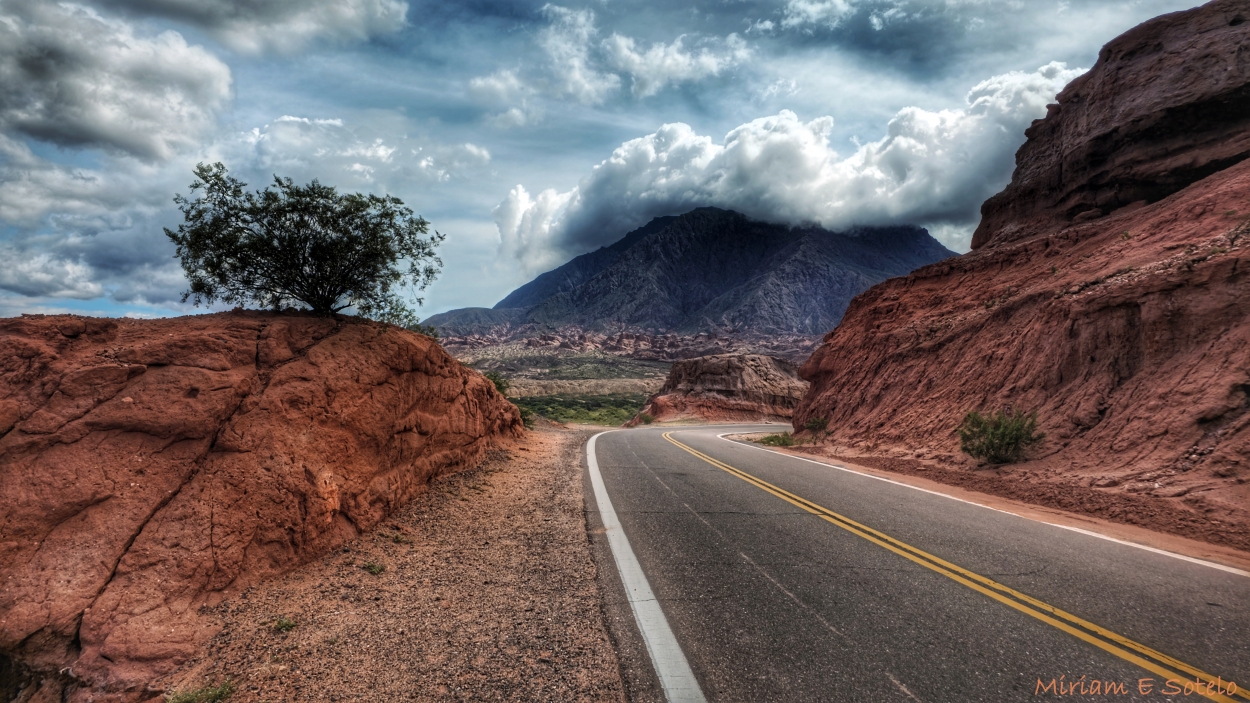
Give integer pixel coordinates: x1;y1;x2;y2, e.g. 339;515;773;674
0;0;231;160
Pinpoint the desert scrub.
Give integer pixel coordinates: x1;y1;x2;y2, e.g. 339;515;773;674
271;616;297;633
511;393;648;426
168;681;233;703
958;408;1045;464
804;416;829;432
363;561;386;575
757;432;796;447
516;404;535;429
484;371;510;396
638;412;655;425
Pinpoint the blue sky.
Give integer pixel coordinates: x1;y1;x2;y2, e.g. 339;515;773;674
0;0;1202;319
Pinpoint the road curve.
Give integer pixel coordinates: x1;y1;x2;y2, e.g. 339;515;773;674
586;425;1250;703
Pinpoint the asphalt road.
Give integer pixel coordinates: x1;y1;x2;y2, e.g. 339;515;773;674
586;425;1250;703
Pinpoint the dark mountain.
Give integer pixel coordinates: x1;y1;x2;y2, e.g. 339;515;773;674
494;215;677;309
426;208;954;336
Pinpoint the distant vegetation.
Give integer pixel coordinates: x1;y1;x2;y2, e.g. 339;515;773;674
958;408;1045;464
166;162;443;326
511;394;649;426
638;412;655;425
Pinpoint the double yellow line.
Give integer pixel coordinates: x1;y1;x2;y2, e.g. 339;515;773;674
662;432;1246;703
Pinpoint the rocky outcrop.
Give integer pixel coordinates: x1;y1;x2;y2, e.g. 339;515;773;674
972;0;1250;249
0;311;521;702
798;0;1250;543
427;207;954;337
631;354;808;425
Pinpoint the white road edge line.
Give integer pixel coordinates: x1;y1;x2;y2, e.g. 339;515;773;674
711;431;1250;579
587;431;707;703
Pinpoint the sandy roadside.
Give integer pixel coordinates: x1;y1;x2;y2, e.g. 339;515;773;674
161;426;626;703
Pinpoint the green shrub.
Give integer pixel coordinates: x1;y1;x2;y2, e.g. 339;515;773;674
272;616;297;633
958;407;1045;464
804;416;828;432
363;561;386;575
167;681;234;703
484;371;510;396
516;404;534;429
638;412;655;425
757;432;796;447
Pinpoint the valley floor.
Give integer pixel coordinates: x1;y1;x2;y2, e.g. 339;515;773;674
162;426;625;703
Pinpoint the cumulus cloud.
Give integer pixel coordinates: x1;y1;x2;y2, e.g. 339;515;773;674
782;0;855;29
602;32;750;97
494;61;1084;271
538;5;620;105
93;0;408;53
0;0;232;161
471;5;752;114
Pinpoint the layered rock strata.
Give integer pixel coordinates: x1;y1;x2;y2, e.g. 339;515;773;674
632;354;808;425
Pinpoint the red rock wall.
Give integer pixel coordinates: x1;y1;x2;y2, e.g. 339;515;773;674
0;311;521;701
798;150;1250;520
798;0;1250;537
972;0;1250;249
633;354;808;425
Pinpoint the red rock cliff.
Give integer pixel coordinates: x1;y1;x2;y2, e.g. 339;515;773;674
972;0;1250;249
798;0;1250;531
631;354;808;425
0;311;521;701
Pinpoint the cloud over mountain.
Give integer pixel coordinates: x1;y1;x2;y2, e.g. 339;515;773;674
495;61;1084;272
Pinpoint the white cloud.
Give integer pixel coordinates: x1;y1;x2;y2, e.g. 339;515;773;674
602;33;750;97
494;61;1084;271
94;0;408;54
0;0;232;161
781;0;855;29
538;5;621;105
468;70;543;127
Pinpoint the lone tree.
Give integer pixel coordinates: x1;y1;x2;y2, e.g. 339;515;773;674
166;162;443;325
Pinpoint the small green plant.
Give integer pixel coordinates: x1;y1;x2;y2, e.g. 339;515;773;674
272;616;297;633
1120;231;1132;241
958;407;1045;464
516;404;534;429
638;412;655;425
381;531;413;544
1049;265;1057;275
804;416;829;432
484;371;510;396
757;432;796;447
167;681;234;703
363;561;386;575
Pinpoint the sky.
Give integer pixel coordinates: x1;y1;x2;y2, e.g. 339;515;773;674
0;0;1204;320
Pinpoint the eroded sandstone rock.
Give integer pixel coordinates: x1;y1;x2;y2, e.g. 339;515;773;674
0;311;521;701
631;354;808;425
972;0;1250;249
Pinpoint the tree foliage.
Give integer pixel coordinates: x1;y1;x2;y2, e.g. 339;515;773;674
166;162;444;320
958;407;1045;464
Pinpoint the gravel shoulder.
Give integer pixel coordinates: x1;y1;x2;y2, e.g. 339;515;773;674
161;426;626;702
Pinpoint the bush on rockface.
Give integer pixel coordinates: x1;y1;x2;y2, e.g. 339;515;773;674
958;408;1045;464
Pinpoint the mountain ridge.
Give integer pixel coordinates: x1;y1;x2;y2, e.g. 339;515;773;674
427;207;954;337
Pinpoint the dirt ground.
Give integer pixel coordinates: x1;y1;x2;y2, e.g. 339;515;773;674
160;425;625;703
